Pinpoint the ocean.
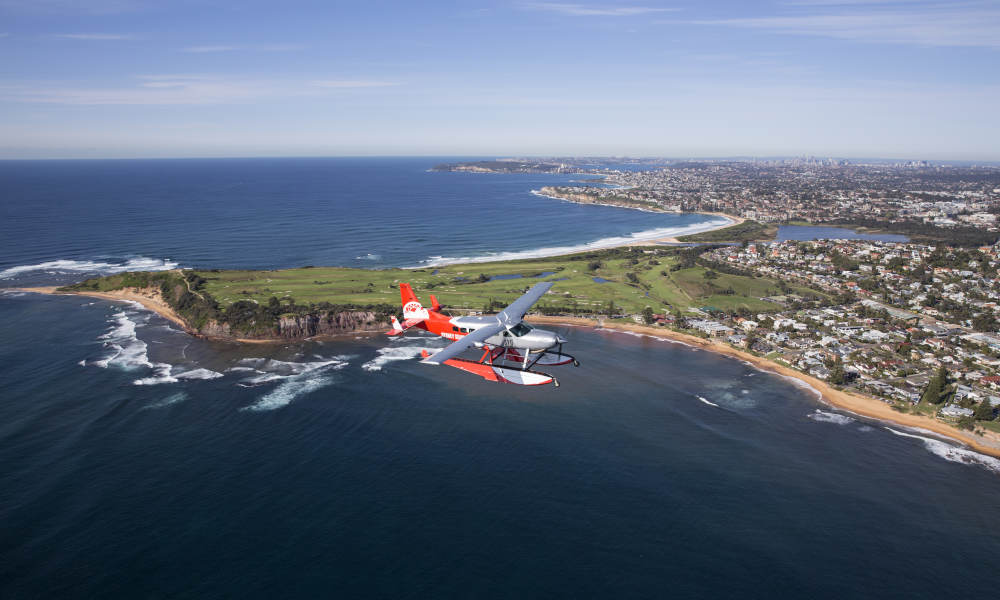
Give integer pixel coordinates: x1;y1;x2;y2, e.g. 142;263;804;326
0;157;725;283
2;158;1000;598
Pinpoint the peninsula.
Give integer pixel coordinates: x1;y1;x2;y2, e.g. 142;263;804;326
15;238;1000;459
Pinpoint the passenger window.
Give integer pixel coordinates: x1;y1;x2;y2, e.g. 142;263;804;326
460;328;469;333
452;326;459;332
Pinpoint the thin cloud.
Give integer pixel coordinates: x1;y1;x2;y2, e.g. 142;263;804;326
310;80;400;88
782;0;918;5
180;43;303;53
0;0;143;14
0;74;401;105
694;4;1000;48
53;33;136;40
521;2;677;17
181;45;238;53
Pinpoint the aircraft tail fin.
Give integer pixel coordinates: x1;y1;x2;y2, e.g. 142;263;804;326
399;282;419;306
429;294;441;312
399;283;429;319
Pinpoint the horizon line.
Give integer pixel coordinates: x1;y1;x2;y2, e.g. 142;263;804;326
0;153;998;164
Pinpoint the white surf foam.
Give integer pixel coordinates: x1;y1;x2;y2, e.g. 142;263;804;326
174;368;224;381
133;362;176;385
235;355;353;410
808;409;855;425
86;308;222;386
236;356;343;376
362;345;435;371
243;359;347;411
613;329;699;350
238;372;287;387
0;256;179;279
775;373;824;402
92;311;154;370
697;395;720;407
885;427;1000;473
414;217;731;267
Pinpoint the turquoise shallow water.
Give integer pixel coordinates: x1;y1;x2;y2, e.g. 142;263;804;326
2;158;1000;598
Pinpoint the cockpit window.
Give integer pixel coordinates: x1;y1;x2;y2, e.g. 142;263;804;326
509;323;533;337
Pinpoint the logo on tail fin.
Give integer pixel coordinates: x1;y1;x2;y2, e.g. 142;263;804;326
400;282;430;319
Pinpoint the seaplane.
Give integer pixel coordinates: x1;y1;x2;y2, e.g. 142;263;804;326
388;281;578;386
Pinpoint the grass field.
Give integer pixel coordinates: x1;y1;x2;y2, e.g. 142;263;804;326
191;248;816;316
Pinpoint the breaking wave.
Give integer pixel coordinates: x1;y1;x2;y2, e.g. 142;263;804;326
886;427;1000;473
90;311;154;370
416;218;731;267
696;395;720;407
85;308;222;385
775;373;824;402
362;346;427;371
239;355;351;411
133;364;225;386
133;363;176;385
808;409;855;425
0;257;179;279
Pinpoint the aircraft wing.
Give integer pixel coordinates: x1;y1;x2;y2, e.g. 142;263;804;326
498;281;554;324
421;321;504;365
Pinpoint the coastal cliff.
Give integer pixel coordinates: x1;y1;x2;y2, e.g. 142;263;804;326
54;270;393;342
196;310;385;340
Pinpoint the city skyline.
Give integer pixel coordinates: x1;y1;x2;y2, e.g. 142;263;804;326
1;0;998;160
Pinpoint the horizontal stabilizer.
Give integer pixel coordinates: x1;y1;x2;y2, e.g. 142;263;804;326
387;315;425;336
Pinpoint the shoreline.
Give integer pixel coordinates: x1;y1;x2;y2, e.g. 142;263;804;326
17;287;287;344
14;286;1000;458
525;315;1000;459
644;212;746;244
415;207;739;268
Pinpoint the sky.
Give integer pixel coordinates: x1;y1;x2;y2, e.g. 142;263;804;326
0;0;998;160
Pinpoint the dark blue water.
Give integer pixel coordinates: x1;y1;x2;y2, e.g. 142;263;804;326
2;295;1000;598
0;158;723;286
3;159;1000;598
777;225;909;243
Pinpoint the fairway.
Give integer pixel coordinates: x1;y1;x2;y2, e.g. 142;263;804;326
191;247;810;317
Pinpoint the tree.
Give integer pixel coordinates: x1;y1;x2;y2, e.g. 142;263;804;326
828;359;846;385
642;306;655;325
703;269;718;280
972;313;998;332
921;366;950;404
974;400;996;421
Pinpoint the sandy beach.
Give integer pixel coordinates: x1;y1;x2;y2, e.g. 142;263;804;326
646;212;746;244
526;315;1000;459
